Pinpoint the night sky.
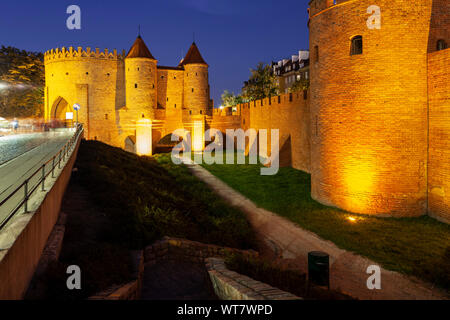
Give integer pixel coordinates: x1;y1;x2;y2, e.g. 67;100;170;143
0;0;310;106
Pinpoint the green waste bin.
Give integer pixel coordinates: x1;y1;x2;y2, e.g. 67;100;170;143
308;251;330;288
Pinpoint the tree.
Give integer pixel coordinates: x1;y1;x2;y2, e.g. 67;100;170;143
242;62;279;101
289;78;310;93
0;46;44;118
220;90;243;107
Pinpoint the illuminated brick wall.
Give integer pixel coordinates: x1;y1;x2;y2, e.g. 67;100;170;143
183;64;210;116
44;46;212;149
212;91;311;172
44;47;125;146
428;49;450;223
428;0;450;53
309;0;433;216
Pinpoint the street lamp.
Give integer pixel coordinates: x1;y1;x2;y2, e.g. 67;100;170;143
73;103;80;127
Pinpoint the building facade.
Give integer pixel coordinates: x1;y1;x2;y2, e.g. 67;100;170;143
272;51;310;93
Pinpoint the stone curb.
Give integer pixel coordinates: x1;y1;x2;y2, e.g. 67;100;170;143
206;257;302;300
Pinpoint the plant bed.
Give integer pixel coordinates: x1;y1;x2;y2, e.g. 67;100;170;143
26;141;257;299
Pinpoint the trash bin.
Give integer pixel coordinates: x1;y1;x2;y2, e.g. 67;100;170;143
308;251;330;288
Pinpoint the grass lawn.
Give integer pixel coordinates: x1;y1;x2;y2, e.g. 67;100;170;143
200;155;450;290
74;141;256;251
28;142;257;299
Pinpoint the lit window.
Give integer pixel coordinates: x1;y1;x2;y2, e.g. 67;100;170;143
351;36;363;55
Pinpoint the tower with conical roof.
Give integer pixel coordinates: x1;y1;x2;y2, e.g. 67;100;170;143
125;35;157;120
180;42;210;116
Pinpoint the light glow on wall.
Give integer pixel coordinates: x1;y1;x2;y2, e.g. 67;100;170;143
136;118;152;156
192;119;205;152
342;154;376;212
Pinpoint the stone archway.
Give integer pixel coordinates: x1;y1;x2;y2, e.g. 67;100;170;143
124;135;136;153
50;96;73;126
154;132;182;154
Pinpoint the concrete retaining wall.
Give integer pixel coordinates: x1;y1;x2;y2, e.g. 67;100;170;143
0;133;82;299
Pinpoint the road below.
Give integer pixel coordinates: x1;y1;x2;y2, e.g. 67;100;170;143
0;130;75;226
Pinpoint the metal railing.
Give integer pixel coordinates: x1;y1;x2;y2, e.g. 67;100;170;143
0;124;83;230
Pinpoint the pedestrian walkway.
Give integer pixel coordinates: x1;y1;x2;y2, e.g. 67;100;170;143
184;161;449;300
141;259;218;300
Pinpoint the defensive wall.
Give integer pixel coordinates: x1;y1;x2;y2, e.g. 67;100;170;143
44;47;125;147
212;0;449;222
44;41;212;152
42;1;449;222
428;49;450;224
212;91;310;171
308;0;434;216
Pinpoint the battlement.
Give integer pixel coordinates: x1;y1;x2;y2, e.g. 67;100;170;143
308;0;354;17
213;91;309;117
44;47;126;62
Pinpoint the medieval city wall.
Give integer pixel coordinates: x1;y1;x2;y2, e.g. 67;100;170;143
428;0;450;52
212;91;311;172
427;49;450;224
44;47;125;147
308;0;432;216
183;64;210;116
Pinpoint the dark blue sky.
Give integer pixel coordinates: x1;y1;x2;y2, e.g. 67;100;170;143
0;0;310;105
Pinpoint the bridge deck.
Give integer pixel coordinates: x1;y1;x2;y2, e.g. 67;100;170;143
0;130;75;225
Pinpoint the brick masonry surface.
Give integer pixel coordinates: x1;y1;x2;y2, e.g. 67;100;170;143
43;0;450;221
428;49;450;224
206;258;301;300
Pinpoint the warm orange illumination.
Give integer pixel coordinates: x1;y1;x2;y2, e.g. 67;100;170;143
192;119;205;152
347;216;357;223
341;154;376;212
136;118;152;156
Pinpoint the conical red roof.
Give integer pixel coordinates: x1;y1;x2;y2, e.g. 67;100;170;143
180;42;207;66
126;35;155;59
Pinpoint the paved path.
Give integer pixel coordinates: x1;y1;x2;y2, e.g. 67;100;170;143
141;259;218;300
0;130;74;226
184;160;449;300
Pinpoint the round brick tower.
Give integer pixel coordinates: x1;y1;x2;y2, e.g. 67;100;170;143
180;42;209;116
308;0;433;216
125;35;157;120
